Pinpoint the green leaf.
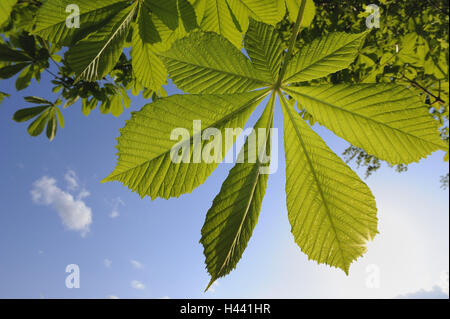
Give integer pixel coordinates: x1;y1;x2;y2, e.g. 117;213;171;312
190;0;206;25
178;0;198;32
244;19;283;83
0;91;9;104
110;91;124;117
200;0;244;48
0;62;30;79
137;4;161;44
119;87;131;108
103;90;268;199
198;0;285;48
46;109;57;141
15;65;33;91
13;106;49;122
63;96;80;109
159;32;269;94
82;98;97;117
285;84;448;164
55;107;65;128
144;0;198;33
66;3;137;82
24;96;52;104
0;43;31;62
132;23;167;91
227;0;285;32
33;0;129;46
283;32;367;84
144;0;179;31
280;93;378;274
285;0;316;27
27;108;50;137
201;94;275;291
149;14;186;53
0;0;16;25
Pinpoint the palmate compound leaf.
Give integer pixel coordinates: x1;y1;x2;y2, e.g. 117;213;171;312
105;17;447;287
279;93;378;273
13;98;65;141
283;32;368;84
103;90;269;199
201;94;275;290
285;84;449;164
33;0;130;46
66;2;138;82
159;31;270;94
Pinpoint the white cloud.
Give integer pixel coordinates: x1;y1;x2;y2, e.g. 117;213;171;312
77;189;90;201
131;280;145;290
131;260;144;269
439;271;449;295
109;197;124;219
110;211;119;219
396;285;449;299
64;170;79;191
107;295;119;299
160;296;170;299
104;259;112;268
207;281;219;294
31;174;92;236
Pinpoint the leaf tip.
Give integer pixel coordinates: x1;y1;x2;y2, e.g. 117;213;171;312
204;278;217;293
100;175;113;184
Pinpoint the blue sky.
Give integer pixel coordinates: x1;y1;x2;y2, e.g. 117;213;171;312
0;69;448;299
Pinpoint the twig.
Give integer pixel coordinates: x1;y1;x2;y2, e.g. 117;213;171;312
402;75;446;105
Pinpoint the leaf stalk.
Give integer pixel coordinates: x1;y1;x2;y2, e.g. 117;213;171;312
276;0;307;88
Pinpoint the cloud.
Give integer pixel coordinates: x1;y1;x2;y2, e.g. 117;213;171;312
31;174;92;236
439;271;449;295
131;280;145;290
207;281;219;294
109;197;124;219
107;295;119;299
396;285;449;299
110;211;119;219
397;271;449;299
104;259;112;268
77;189;90;201
64;170;79;191
131;260;144;269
